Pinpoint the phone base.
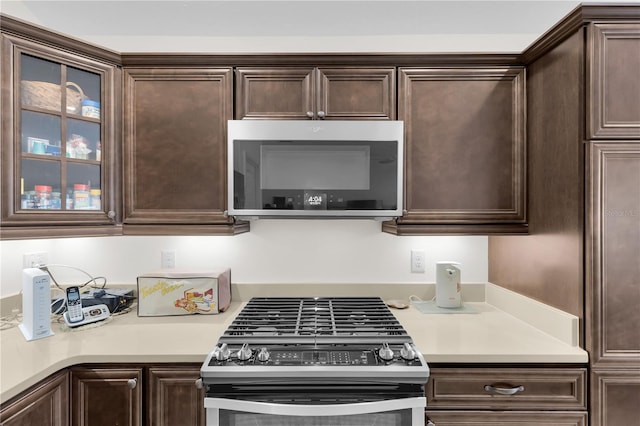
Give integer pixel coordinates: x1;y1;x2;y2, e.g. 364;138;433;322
64;304;110;328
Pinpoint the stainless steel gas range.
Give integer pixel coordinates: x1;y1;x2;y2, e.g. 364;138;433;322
200;297;429;426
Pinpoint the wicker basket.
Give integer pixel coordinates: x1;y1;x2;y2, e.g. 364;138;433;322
20;81;85;114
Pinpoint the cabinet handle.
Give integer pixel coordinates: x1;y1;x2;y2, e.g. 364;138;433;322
317;111;326;119
484;384;524;395
127;378;137;389
195;378;203;389
306;111;314;118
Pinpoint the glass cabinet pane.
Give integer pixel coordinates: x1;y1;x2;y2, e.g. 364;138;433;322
18;52;103;213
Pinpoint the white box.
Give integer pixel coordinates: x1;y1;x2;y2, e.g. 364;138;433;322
136;269;231;317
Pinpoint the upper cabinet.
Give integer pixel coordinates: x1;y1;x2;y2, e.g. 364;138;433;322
122;66;247;235
235;67;396;120
588;23;640;139
384;67;527;235
0;31;120;239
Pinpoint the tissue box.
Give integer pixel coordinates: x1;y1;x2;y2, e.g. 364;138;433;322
136;269;231;316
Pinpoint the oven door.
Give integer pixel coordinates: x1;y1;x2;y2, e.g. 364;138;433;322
205;396;426;426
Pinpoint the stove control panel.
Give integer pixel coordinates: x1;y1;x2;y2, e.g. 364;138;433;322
207;344;424;367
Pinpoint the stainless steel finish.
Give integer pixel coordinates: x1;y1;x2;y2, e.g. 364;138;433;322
378;342;394;361
484;384;525;395
237;343;252;361
257;347;270;362
213;343;231;361
401;342;418;360
317;110;326;119
227;120;404;219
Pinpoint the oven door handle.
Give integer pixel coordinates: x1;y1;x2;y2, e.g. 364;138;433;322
205;396;426;416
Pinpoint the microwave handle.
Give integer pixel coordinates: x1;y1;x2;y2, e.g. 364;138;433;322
205;396;425;417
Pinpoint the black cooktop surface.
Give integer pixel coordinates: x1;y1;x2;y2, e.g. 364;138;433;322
220;297;409;344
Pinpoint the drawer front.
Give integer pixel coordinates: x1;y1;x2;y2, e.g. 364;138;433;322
427;367;587;410
426;410;587;425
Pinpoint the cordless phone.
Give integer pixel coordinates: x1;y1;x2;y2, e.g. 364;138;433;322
65;286;84;323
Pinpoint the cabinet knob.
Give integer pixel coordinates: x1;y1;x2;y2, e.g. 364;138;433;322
317;111;326;119
107;210;116;220
484;384;524;395
426;421;436;426
127;378;137;389
306;111;314;118
195;378;203;389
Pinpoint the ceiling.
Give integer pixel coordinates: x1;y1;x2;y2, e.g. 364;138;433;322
0;0;636;53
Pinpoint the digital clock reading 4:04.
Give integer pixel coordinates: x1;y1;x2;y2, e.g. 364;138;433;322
303;191;327;210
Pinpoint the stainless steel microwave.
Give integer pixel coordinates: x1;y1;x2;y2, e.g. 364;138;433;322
227;120;404;219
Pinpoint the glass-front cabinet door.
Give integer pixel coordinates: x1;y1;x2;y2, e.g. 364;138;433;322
1;33;119;238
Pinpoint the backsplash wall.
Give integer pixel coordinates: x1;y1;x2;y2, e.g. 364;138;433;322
0;220;487;297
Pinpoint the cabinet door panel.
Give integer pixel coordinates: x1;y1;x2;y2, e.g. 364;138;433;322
1;33;119;238
587;143;640;367
393;67;526;233
123;68;236;229
71;367;143;426
147;366;204;426
235;67;314;119
589;23;640;138
426;410;587;425
0;371;69;426
317;67;395;120
590;370;640;426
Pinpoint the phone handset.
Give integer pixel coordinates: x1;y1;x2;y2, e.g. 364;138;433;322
65;286;84;323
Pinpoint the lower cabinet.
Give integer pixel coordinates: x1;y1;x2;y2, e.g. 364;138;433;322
68;364;203;426
0;370;69;426
425;365;588;425
70;366;143;426
146;366;205;426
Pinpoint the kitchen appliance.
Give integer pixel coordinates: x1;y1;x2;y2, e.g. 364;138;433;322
19;268;54;341
227;120;404;219
200;297;429;426
435;261;462;308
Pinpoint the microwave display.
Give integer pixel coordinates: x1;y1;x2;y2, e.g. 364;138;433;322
227;120;404;219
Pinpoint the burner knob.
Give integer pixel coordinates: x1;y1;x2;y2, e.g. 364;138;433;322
257;347;270;362
214;343;231;361
378;342;395;361
237;343;253;361
401;343;418;360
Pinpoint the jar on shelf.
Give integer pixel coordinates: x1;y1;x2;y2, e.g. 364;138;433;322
81;99;100;119
73;184;90;209
34;185;52;209
51;191;62;210
21;191;36;209
90;189;101;210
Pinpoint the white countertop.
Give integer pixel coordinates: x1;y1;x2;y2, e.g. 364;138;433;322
0;298;587;404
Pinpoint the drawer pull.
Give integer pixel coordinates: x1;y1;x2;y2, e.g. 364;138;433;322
484;384;524;395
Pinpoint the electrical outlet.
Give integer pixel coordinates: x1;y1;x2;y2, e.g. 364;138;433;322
411;249;426;273
161;250;176;269
23;251;48;268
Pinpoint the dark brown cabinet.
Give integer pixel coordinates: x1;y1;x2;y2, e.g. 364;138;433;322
586;142;640;426
70;367;143;426
0;27;120;240
122;67;247;235
384;67;526;235
588;23;640;139
425;365;587;425
0;371;69;426
147;366;205;426
235;67;396;120
489;11;640;426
